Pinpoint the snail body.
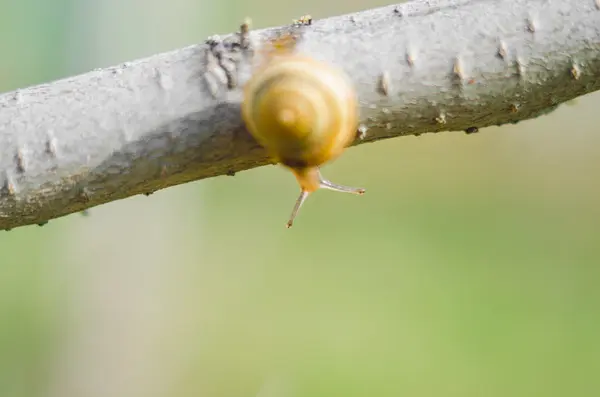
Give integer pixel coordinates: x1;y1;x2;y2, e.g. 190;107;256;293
242;50;365;228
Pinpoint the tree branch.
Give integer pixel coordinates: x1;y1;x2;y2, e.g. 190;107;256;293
1;0;599;230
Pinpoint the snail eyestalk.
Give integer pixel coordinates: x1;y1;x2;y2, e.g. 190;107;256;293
286;168;365;228
286;191;309;228
319;176;366;195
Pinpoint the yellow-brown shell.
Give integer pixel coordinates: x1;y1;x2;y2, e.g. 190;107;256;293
241;54;358;169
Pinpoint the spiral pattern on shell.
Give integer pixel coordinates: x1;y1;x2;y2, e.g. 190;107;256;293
242;55;358;169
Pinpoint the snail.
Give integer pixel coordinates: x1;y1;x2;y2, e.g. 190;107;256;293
241;37;365;228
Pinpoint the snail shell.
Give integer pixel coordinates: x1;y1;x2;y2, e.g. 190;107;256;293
242;55;358;171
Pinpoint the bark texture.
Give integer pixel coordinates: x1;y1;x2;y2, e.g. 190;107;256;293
1;0;599;229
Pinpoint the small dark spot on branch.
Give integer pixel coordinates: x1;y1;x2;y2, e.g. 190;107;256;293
2;175;16;197
240;18;251;49
526;18;536;33
497;41;507;59
15;150;26;173
219;58;237;89
78;187;91;203
293;15;313;26
452;56;465;80
13;90;23;105
357;124;368;140
45;137;57;157
515;57;526;77
435;112;447;124
406;50;416;67
571;63;581;80
377;71;391;96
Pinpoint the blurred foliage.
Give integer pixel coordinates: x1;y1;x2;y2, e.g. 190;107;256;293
0;1;599;397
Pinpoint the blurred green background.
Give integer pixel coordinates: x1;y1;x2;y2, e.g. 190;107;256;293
1;1;599;396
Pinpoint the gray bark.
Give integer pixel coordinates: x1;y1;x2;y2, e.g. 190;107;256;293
1;0;599;230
